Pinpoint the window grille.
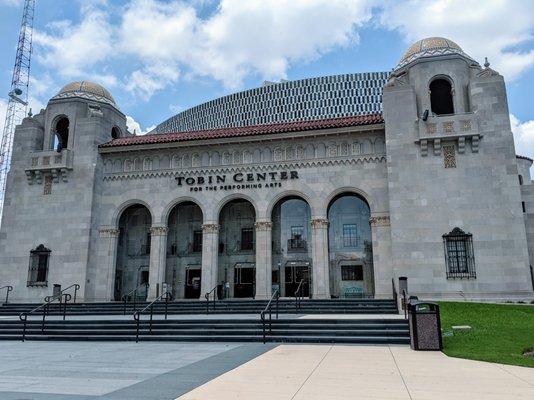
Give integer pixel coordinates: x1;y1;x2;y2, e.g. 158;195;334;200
28;244;51;287
241;228;254;251
341;265;363;281
343;224;358;247
443;228;476;279
192;230;202;253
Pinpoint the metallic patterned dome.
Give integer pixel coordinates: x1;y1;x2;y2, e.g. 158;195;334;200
397;37;474;69
51;81;116;107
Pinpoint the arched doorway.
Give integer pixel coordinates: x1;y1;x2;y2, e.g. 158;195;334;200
218;199;256;298
52;116;69;151
271;197;312;297
166;202;203;299
327;194;374;298
115;204;152;301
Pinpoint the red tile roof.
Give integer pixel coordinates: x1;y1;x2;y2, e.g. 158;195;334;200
100;114;384;148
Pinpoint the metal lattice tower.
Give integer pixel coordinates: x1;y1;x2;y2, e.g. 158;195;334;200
0;0;35;222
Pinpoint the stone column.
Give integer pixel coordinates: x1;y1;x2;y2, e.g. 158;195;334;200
311;218;330;299
147;226;168;300
200;222;219;299
369;215;393;299
97;227;120;302
255;220;272;299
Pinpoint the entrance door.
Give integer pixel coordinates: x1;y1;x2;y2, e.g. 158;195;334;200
234;266;255;298
185;268;201;299
285;264;310;297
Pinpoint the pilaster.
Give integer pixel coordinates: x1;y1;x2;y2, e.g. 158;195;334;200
147;225;168;300
311;217;330;299
255;220;272;299
97;227;120;301
201;222;219;299
369;214;393;299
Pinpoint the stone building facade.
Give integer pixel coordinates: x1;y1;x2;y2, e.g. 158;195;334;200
1;37;533;302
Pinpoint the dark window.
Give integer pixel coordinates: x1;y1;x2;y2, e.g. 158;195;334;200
522;202;526;213
519;175;524;185
28;244;50;287
341;265;363;281
288;225;306;251
53;117;69;151
443;228;476;278
241;228;254;250
430;79;454;115
192;230;202;252
143;232;151;254
343;224;358;247
111;126;121;139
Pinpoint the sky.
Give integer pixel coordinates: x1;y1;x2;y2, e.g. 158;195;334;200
0;0;534;158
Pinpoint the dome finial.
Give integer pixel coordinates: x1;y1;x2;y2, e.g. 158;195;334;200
484;57;490;68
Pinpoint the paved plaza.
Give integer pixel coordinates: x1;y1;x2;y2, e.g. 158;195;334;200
0;341;532;400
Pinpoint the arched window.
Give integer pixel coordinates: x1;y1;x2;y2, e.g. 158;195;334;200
430;78;454;115
111;126;121;139
28;244;51;286
52;117;69;151
519;175;524;185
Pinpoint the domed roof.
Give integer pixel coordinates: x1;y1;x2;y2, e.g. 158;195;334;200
51;81;116;107
397;37;475;69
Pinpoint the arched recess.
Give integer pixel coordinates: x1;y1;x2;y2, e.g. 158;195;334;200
165;201;204;299
429;76;454;115
327;193;374;299
161;197;206;226
112;199;153;228
217;198;256;298
51;115;69;151
111;126;121;139
266;190;315;218
115;204;152;301
213;193;259;221
322;187;375;217
271;196;312;297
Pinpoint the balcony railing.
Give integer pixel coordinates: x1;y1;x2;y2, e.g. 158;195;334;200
25;149;73;183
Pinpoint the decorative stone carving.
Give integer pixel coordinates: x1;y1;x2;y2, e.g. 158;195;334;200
202;223;219;233
273;147;284;161
233;151;242;164
458;137;466;154
192;153;201;167
286;146;295;160
420;139;428;157
340;142;349;156
443;121;454;133
254;221;273;231
433;138;441;156
99;228;120;238
43;175;52;195
150;226;169;236
328;143;338;157
369;216;390;227
352;142;361;155
471;135;480;153
311;218;329;229
426;123;437;134
443;145;456;168
222;152;231;165
243;150;252;164
460;120;471;132
296;146;305;159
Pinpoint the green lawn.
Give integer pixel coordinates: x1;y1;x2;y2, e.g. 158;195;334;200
438;302;534;367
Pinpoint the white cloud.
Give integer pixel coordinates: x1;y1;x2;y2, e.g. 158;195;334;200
119;0;374;92
0;0;23;6
379;0;534;80
33;3;114;78
125;115;156;135
511;114;534;161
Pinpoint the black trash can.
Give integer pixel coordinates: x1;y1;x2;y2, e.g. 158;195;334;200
52;284;61;300
408;301;442;351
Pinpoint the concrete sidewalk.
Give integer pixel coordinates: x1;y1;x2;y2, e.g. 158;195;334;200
177;345;534;400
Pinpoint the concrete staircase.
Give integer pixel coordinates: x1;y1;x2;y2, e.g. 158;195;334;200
0;298;398;315
0;299;408;344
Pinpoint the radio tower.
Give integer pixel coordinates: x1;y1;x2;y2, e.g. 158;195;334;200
0;0;35;222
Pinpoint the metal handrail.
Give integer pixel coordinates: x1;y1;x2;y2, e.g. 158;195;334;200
0;285;13;304
122;283;149;315
19;293;69;341
260;289;280;343
133;291;172;343
402;289;408;320
204;285;218;314
44;283;80;304
294;279;305;313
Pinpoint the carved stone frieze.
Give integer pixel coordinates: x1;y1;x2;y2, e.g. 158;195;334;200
369;216;390;227
99;228;120;238
202;223;219;234
150;226;169;236
311;218;329;229
254;221;273;231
